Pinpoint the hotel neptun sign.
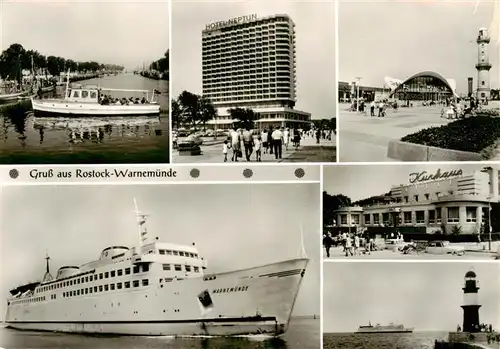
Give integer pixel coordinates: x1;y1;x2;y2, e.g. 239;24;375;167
205;14;258;31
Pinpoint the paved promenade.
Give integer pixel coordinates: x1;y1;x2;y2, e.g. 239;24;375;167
172;134;336;163
339;103;451;162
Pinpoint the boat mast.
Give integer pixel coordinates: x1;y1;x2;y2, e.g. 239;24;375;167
64;69;70;98
133;198;149;257
42;252;53;283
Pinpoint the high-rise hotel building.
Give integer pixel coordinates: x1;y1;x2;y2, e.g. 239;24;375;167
202;14;312;130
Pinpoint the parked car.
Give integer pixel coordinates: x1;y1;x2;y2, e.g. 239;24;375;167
178;134;203;146
425;240;465;256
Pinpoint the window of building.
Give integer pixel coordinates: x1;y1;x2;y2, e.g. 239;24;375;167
436;209;442;223
404;196;409;203
340;214;347;225
428;210;436;223
117;282;122;289
99;273;103;279
466;207;477;222
85;288;88;295
99;285;103;292
117;269;123;276
94;286;97;292
104;285;109;291
447;207;459;223
425;193;430;200
174;264;182;271
414;195;419;202
105;272;109;278
89;287;93;294
111;271;116;277
133;265;140;274
352;214;360;225
110;284;115;291
133;280;140;288
125;268;131;275
142;279;149;286
364;214;371;225
373;214;380;224
142;264;149;272
125;281;131;289
403;211;412;224
85;276;89;283
416;211;425;224
382;213;390;225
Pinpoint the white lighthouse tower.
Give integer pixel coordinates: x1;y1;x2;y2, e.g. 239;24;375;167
476;27;492;102
460;270;481;333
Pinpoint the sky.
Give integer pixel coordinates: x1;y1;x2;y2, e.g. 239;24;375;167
323;163;498;201
0;183;320;320
323;262;500;333
171;0;336;119
0;0;169;70
339;0;499;94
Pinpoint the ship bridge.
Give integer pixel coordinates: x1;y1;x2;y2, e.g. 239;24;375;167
99;246;130;260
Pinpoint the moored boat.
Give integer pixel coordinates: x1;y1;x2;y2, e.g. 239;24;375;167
4;200;308;336
31;70;160;117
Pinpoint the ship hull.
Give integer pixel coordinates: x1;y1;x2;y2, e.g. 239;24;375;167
31;99;160;117
357;329;414;334
5;258;308;336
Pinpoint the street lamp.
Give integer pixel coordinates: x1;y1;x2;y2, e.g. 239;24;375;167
356;77;362;113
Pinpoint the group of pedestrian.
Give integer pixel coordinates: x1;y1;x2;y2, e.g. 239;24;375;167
323;232;375;258
223;126;301;162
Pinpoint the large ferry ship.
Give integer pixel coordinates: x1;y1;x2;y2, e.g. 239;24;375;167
4;200;309;336
357;322;414;333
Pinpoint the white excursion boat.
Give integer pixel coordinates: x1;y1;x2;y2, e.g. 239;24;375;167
31;71;160;117
4;200;309;336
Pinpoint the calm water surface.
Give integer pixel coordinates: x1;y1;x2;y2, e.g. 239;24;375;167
323;331;449;349
0;319;318;349
0;74;169;164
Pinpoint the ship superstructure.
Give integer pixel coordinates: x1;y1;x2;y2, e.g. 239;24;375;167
5;200;308;336
357;322;414;333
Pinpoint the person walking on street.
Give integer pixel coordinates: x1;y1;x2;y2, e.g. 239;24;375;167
242;127;254;161
323;233;333;258
271;127;284;160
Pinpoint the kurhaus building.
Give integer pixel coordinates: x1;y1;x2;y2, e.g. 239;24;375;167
335;167;499;235
201;14;311;130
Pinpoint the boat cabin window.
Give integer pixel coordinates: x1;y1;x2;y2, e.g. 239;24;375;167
185;265;192;272
125;268;131;275
90;91;97;99
133;265;140;274
163;264;171;271
117;282;122;289
110;284;115;290
142;279;149;286
72;90;80;98
133;280;139;287
142;264;149;272
82;90;89;98
125;281;130;288
159;250;165;255
174;264;182;271
167;250;172;255
173;251;179;256
104;285;109;291
117;269;123;276
99;285;103;292
194;266;199;273
179;251;185;257
110;271;116;277
99;273;103;279
105;272;109;278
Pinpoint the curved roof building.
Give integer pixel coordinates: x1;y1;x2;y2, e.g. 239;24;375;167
384;71;459;100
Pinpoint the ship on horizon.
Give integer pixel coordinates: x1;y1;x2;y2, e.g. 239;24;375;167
357;321;414;333
4;199;309;337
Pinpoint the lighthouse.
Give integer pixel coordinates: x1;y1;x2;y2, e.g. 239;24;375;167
476;27;492;102
460;270;481;333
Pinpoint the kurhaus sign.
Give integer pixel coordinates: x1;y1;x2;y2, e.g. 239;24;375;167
205;14;258;31
408;169;463;184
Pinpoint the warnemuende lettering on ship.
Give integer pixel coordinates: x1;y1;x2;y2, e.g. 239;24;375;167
29;168;177;180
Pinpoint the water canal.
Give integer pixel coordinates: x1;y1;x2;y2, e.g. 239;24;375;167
0;73;169;164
